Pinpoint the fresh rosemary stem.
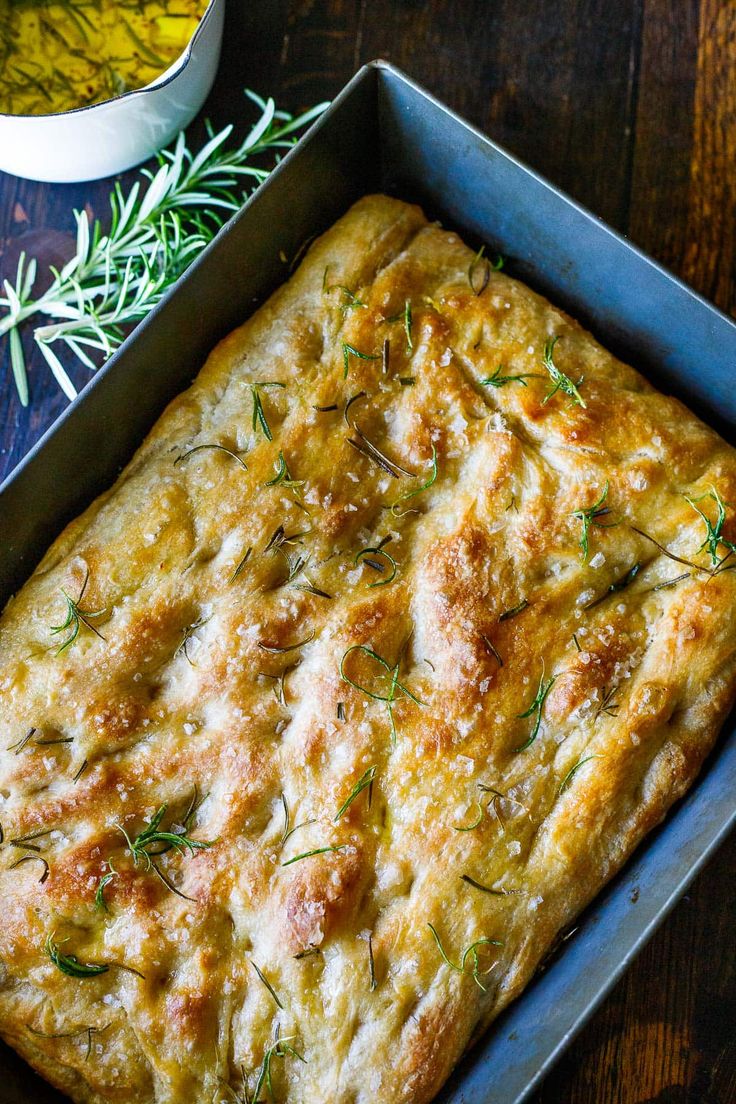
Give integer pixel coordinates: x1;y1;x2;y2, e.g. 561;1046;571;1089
1;91;327;405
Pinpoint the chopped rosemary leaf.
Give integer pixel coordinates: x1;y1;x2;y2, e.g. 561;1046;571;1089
265;450;304;496
324;278;367;313
293;946;321;960
9;828;53;853
94;864;117;911
468;245;502;295
427;923;504;991
584;561;641;610
336;702;345;722
541;337;586;408
558;754;599;795
45;934;109;979
281;845;347;867
230;546;252;583
355;536;398;588
314;403;338;412
572;633;582;652
386;299;413;352
572;481;617;562
344;390;368;426
339;643;424;746
342;342;380;379
7;727;36;754
72;759;89;783
258;630;314;654
250;961;284;1009
347;423;414;479
382;337;390;375
594;686;619;720
650;572;691;592
291;579;333;599
26;1022;108;1061
459;874;510;896
279;793;290;846
368;935;378;991
480;364;535;388
9;855;50;883
390;444;438;516
514;669;557;751
252;1032;306;1102
50;570;106;655
499;598;529;622
481;633;503;667
684;487;736;566
175;615;210;666
453;802;484;832
174;444;247;470
334;766;376;821
250;382;285;441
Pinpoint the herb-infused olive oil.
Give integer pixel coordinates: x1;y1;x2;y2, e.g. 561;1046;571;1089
0;0;209;115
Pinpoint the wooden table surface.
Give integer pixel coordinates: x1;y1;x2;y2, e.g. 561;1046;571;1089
1;2;735;1101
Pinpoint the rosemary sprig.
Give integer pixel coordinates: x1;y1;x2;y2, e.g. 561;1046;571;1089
334;766;376;821
45;933;109;979
1;93;327;405
541;337;586;408
572;481;617;562
251;382;285;441
515;668;557;751
684;487;736;567
49;571;106;655
340;643;424;746
594;686;619;720
427;923;503;991
115;798;211;898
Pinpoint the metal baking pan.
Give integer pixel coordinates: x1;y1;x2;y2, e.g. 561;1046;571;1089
1;61;734;1104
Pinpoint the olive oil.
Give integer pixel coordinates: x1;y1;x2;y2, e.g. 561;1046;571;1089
0;0;209;115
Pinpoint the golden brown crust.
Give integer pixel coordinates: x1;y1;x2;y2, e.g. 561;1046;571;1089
1;193;735;1103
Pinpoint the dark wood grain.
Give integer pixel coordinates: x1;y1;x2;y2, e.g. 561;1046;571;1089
0;1;734;1101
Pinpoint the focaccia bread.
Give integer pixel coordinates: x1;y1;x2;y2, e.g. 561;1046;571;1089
1;195;735;1104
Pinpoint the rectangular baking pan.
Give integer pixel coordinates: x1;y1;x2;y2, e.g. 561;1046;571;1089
1;61;734;1104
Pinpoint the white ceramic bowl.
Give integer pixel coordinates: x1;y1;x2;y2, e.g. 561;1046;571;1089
0;0;225;183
